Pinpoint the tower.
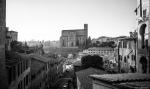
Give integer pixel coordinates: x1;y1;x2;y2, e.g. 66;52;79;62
0;0;8;89
84;24;88;46
0;0;6;27
84;24;88;38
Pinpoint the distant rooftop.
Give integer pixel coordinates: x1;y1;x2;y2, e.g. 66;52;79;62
73;60;82;66
62;29;84;32
87;47;114;50
119;37;136;41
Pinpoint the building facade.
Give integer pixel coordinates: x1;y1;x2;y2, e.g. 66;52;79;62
60;24;88;48
76;67;107;89
135;0;150;73
0;0;9;89
6;28;18;51
6;52;31;89
118;38;136;73
83;47;114;57
30;54;50;89
0;0;6;27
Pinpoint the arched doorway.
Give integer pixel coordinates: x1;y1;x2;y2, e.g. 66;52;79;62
139;56;147;73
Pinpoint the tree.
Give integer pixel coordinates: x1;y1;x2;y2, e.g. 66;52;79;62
81;55;103;69
85;36;92;48
10;41;30;53
11;41;24;53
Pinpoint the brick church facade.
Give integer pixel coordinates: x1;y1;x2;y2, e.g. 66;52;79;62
60;24;88;48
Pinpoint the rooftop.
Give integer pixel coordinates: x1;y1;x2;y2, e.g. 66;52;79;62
118;81;150;89
8;30;18;33
119;37;136;41
76;67;108;89
29;54;50;63
31;59;45;75
73;60;82;66
89;73;150;83
30;53;64;65
6;51;30;67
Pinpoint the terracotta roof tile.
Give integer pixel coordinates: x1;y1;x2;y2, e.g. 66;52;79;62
76;67;108;89
118;81;150;88
90;73;150;83
29;54;50;63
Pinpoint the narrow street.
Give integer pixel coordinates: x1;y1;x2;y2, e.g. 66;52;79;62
52;70;75;89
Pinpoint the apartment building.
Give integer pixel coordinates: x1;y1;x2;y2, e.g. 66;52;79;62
83;47;114;57
118;37;136;73
30;54;50;89
6;52;31;89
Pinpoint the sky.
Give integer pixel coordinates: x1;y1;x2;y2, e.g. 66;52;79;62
6;0;137;41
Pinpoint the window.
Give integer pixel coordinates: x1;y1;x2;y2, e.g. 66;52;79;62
139;24;147;49
127;55;129;59
143;9;147;18
18;82;21;89
12;66;16;81
123;41;127;48
26;60;28;69
128;42;131;49
22;61;24;71
31;74;36;80
124;57;127;63
119;42;122;48
24;77;26;88
21;62;22;73
24;61;26;70
145;39;148;49
8;68;12;84
25;75;28;86
119;55;122;61
18;63;20;76
20;81;22;89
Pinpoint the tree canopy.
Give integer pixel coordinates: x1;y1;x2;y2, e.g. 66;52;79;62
10;41;27;53
81;55;103;69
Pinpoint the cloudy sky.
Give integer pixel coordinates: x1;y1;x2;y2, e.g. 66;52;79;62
6;0;137;41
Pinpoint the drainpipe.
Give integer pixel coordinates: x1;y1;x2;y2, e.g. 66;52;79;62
134;37;137;72
118;41;121;73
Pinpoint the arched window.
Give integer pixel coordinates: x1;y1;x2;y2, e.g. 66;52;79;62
139;24;147;49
